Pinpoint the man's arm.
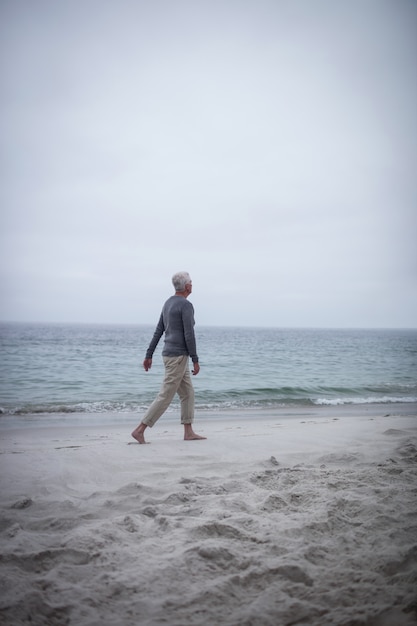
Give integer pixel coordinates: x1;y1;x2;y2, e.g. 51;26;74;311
182;303;198;364
143;313;164;371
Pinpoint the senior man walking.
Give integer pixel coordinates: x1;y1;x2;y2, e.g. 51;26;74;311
131;271;206;444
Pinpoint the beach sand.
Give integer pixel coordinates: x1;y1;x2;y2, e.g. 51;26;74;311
1;404;416;626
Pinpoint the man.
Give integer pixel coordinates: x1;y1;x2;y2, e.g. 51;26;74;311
131;271;206;444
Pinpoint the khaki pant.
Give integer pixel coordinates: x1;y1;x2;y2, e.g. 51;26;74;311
142;355;195;427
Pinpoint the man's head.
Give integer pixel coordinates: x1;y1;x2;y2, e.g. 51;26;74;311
172;271;192;293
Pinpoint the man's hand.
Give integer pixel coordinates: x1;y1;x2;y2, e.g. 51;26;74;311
192;362;200;376
143;358;152;371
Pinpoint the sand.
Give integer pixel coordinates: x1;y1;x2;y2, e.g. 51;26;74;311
0;404;416;626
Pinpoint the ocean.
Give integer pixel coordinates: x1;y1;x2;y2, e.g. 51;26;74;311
0;322;416;417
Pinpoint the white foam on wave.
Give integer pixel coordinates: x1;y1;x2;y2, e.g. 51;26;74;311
314;395;417;406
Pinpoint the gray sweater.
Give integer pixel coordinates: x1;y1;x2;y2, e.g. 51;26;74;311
145;296;198;363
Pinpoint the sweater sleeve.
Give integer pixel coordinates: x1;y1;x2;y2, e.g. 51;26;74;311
182;303;198;363
145;313;165;359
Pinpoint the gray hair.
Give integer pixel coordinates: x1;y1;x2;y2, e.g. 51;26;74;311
172;271;192;291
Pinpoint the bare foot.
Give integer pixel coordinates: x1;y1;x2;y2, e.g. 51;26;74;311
184;426;206;441
131;424;148;444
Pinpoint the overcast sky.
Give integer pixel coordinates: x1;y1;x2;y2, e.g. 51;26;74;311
1;0;416;328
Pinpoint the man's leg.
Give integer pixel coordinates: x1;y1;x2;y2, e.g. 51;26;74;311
177;368;206;441
131;356;188;443
177;367;195;424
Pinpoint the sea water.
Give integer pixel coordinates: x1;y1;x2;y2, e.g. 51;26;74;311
0;323;416;416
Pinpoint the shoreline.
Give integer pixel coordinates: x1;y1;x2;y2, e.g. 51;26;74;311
1;399;416;425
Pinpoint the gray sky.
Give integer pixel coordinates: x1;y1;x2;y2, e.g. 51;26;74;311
1;0;416;328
